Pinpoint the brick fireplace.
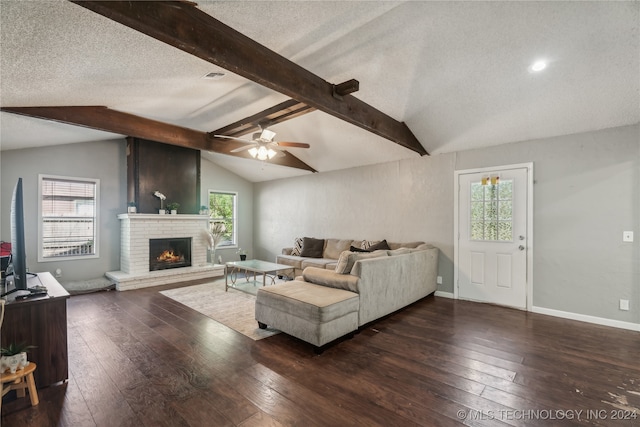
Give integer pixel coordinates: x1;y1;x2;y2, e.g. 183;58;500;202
106;214;223;291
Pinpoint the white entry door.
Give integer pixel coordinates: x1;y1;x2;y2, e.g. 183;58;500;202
456;166;531;309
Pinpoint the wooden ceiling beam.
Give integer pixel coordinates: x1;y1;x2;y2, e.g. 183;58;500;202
210;99;315;139
0;106;317;172
70;1;428;156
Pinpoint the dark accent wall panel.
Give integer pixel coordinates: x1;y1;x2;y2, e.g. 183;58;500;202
127;137;201;214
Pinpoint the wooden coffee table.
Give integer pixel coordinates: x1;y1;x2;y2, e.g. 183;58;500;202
225;259;293;292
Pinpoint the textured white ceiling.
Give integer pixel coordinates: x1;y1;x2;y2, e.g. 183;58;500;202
1;1;638;182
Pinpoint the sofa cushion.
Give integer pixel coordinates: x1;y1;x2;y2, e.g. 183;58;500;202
323;239;353;259
388;241;424;250
387;248;412;256
325;261;338;270
304;267;360;292
414;243;434;251
256;281;359;324
276;254;304;270
290;237;304;256
301;258;335;270
300;237;325;258
335;250;389;274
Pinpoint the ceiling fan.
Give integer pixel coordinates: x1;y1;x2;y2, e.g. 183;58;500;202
214;128;310;161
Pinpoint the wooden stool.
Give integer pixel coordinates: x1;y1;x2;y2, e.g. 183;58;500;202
1;362;39;412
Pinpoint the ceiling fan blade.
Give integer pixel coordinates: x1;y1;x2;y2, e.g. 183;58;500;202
230;144;256;153
276;142;310;149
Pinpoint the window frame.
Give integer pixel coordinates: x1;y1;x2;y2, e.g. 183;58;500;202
208;190;238;248
38;174;100;262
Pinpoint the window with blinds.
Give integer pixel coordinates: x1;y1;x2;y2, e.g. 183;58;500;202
39;175;99;261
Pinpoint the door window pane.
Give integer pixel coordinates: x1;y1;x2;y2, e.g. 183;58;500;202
469;179;513;242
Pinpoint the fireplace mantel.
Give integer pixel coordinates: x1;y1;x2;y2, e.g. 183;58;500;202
106;213;223;290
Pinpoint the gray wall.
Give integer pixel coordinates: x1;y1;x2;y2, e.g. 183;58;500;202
0;140;254;286
456;124;639;323
200;157;254;263
1;140;127;283
254;124;639;325
254;153;457;291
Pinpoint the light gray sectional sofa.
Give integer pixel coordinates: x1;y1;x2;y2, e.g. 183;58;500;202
276;237;427;278
255;239;439;351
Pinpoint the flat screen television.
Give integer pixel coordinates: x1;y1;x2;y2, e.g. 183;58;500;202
1;177;29;297
11;177;28;291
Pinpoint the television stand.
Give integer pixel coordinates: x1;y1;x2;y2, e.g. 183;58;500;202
1;272;69;388
0;272;40;297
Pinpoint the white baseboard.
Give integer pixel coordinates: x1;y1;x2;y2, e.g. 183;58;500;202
435;291;454;299
435;294;639;331
532;306;640;332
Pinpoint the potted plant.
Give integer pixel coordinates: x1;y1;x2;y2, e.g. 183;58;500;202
1;342;36;374
167;202;180;215
127;201;137;214
237;248;247;261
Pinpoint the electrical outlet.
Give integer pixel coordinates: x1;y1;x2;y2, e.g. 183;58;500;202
620;299;630;311
55;268;62;278
623;231;634;242
436;276;443;285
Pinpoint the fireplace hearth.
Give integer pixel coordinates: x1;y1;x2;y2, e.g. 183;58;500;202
149;237;192;271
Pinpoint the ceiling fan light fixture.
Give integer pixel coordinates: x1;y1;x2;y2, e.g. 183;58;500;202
248;145;277;161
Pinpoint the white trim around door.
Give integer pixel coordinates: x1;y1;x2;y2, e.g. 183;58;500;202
453;163;533;311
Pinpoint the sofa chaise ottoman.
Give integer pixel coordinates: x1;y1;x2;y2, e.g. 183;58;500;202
255;280;359;349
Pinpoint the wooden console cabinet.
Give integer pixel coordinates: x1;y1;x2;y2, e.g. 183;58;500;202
1;272;69;388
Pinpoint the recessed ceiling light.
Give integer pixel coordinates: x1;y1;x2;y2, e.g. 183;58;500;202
203;72;226;80
530;60;547;72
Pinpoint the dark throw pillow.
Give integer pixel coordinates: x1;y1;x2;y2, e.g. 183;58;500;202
349;245;369;253
367;239;391;251
300;237;325;258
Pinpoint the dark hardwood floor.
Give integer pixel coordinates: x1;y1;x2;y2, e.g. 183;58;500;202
2;279;639;426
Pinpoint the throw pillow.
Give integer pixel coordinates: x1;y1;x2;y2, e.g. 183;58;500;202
290;237;304;256
361;240;379;250
367;239;390;251
300;237;325;258
335;251;357;274
349;245;368;253
324;239;353;259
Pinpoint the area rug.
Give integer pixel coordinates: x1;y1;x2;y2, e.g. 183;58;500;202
159;279;280;340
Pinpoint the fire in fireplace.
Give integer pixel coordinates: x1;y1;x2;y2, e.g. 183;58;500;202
149;237;192;271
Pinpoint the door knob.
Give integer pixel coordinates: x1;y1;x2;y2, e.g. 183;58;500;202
518;245;525;251
519;235;525;240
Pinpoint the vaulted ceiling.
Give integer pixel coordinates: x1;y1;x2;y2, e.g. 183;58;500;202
1;1;638;182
